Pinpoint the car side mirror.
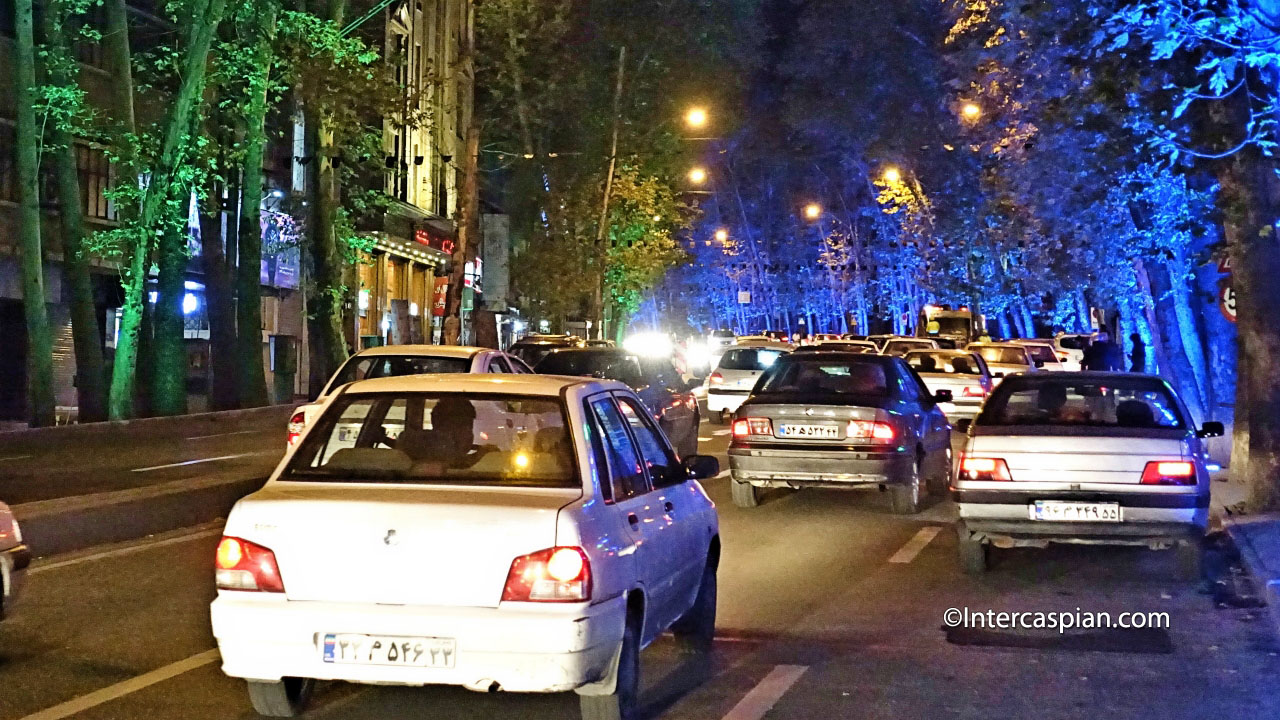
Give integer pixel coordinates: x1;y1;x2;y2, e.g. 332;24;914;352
1198;421;1225;438
993;372;1005;378
1034;359;1046;368
954;418;973;434
684;454;720;479
933;389;953;403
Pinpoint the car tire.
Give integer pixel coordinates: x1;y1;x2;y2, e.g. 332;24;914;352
580;615;640;720
890;461;923;515
730;479;761;508
246;678;315;718
957;526;988;575
672;560;717;653
1176;539;1204;581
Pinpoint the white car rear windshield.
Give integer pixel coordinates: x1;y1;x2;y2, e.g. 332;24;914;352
719;348;786;371
906;352;982;375
286;393;577;487
329;355;470;392
971;346;1027;365
980;380;1185;429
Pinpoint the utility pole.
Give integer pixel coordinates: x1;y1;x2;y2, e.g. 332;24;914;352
444;123;481;344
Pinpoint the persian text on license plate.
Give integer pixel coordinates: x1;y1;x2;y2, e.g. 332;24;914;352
778;424;840;439
322;633;456;667
1029;501;1121;522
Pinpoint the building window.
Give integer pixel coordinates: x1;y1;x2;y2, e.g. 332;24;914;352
76;144;114;220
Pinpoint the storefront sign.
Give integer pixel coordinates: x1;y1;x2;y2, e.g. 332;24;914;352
415;227;457;256
432;277;449;317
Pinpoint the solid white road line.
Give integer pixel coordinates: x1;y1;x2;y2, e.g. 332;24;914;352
714;469;731;479
17;650;220;720
713;429;732;436
131;453;257;473
699;436;713;441
29;526;224;575
0;454;32;462
722;665;808;720
185;429;260;441
887;526;942;564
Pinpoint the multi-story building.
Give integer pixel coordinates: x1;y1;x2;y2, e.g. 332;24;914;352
0;0;473;421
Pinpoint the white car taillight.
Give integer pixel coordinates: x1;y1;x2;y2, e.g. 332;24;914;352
216;537;286;592
960;456;1013;481
732;417;773;437
1141;461;1196;486
287;410;307;446
847;419;895;442
502;547;591;602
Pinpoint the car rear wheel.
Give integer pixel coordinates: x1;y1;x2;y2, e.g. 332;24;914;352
246;677;314;717
580;615;640;720
672;559;717;653
890;461;923;514
957;525;988;575
731;479;761;508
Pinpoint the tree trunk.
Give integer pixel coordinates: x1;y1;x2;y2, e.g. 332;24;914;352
103;0;143;420
591;46;627;341
235;5;278;408
199;183;239;411
444;124;481;344
15;0;55;427
149;0;229;416
1219;148;1280;511
1145;259;1208;422
42;0;107;422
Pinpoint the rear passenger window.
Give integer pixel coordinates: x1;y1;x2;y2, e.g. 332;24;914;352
589;397;650;501
488;357;511;373
616;396;683;487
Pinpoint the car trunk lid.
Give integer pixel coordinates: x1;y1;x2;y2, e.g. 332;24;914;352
966;431;1187;485
230;483;579;607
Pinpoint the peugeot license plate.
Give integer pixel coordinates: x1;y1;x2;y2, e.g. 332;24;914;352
1030;501;1121;522
322;634;456;667
777;424;840;439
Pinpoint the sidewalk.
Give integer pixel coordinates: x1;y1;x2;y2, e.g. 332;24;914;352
1213;475;1280;634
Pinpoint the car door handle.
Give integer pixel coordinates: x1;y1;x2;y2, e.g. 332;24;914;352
664;501;674;512
628;513;640;527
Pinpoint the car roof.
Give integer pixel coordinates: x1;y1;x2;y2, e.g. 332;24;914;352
781;350;895;364
905;348;973;356
340;373;623;397
351;344;484;359
968;342;1023;349
729;340;792;350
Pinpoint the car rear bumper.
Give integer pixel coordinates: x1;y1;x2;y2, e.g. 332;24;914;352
939;401;982;421
707;389;750;413
728;445;913;487
955;489;1207;546
211;593;626;693
0;543;29;616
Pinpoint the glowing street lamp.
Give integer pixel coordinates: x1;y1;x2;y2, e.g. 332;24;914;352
714;228;729;242
803;203;822;220
688;167;708;184
961;102;982;120
883;166;902;183
686;107;708;128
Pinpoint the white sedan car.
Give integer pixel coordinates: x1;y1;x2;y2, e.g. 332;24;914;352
213;374;722;719
288;345;533;445
0;502;28;621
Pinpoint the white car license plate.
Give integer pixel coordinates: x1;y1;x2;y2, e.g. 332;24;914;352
1029;501;1121;522
322;634;456;667
777;424;840;439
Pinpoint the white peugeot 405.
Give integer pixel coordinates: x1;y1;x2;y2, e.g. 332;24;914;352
211;374;722;719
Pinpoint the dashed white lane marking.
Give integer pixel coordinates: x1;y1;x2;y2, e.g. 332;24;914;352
714;469;731;479
713;429;732;436
185;429;260;441
887;526;942;564
16;650;220;720
0;454;32;462
699;436;713;441
722;664;808;720
30;526;223;575
132;453;257;473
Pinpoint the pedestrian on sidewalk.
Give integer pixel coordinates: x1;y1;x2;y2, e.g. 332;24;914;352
1082;330;1124;371
1129;333;1147;373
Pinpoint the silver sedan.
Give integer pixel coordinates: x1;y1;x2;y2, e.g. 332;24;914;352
952;372;1221;577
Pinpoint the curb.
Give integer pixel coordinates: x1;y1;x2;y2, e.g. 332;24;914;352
0;404;296;439
1219;509;1280;635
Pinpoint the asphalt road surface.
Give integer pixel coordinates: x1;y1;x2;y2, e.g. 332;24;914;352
2;429;1278;720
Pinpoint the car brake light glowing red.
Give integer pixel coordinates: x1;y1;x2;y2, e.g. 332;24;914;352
733;417;773;438
215;537;285;593
1141;461;1196;485
847;420;895;441
960;457;1013;481
710;372;724;385
287;410;307;446
961;386;985;397
502;547;591;602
